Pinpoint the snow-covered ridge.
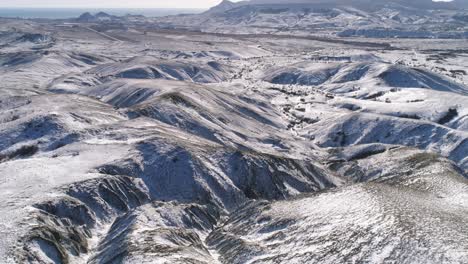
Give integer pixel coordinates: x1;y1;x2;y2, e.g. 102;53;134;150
152;0;468;38
0;11;467;264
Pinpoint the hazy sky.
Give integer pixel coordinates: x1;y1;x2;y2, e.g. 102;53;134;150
0;0;242;9
0;0;451;9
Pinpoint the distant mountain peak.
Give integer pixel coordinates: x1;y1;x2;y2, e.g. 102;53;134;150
95;12;112;18
76;11;117;22
205;0;244;14
77;12;95;22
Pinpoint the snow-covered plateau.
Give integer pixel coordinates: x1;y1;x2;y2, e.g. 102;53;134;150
0;0;467;263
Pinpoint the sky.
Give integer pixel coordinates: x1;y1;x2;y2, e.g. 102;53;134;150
0;0;242;9
0;0;452;9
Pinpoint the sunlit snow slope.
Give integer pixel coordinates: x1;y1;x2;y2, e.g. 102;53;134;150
0;10;467;264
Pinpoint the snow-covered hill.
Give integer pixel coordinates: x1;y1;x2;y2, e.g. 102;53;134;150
154;0;468;38
0;7;467;264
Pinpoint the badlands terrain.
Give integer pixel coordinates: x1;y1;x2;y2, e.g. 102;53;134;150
0;0;467;263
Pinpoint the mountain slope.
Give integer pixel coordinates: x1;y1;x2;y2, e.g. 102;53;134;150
238;0;468;10
157;0;468;38
0;11;467;264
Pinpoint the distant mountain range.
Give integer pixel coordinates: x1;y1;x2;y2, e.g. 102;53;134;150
188;0;467;38
207;0;468;13
69;0;468;39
